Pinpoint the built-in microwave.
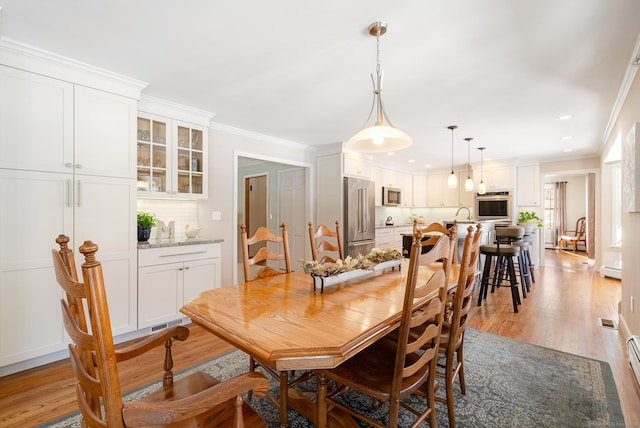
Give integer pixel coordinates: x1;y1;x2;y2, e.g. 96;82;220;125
382;187;401;206
475;191;512;220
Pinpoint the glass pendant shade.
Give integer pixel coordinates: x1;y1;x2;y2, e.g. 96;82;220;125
478;180;487;195
346;22;412;153
465;176;474;192
448;171;458;188
346;124;412;152
477;146;486;195
464;137;474;192
447;125;458;188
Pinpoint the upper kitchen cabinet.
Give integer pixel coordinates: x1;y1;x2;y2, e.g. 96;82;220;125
343;152;372;179
426;172;459;207
516;164;541;206
473;165;515;191
413;175;427;207
137;96;213;199
371;166;383;206
0;66;136;178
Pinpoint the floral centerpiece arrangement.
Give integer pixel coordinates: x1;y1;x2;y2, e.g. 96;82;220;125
301;247;402;278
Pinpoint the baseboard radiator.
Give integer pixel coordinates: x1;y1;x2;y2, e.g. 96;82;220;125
600;265;622;280
629;336;640;387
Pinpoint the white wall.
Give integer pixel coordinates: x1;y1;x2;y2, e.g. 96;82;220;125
197;125;315;286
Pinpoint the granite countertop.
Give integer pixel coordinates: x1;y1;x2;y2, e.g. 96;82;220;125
138;237;223;249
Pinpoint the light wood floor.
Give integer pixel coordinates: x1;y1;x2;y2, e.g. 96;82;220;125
1;249;639;427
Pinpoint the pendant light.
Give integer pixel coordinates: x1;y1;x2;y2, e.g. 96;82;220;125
477;147;487;195
464;137;474;192
447;125;458;188
346;22;412;153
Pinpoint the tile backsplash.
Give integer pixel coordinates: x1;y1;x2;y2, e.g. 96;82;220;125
137;199;199;239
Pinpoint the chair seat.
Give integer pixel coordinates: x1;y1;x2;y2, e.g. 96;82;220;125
140;371;267;427
510;241;530;248
559;235;578;241
321;336;429;401
479;244;520;255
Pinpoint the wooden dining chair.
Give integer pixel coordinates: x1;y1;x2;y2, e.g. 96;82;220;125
558;216;586;251
53;238;269;427
240;223;291;281
308;221;344;263
434;223;482;428
316;231;453;428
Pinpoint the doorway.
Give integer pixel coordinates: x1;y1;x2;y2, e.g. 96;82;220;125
244;174;267;258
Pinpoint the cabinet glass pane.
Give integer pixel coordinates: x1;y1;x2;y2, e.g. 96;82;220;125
137;168;151;191
177;126;189;148
177;149;190;171
191;152;202;172
192;129;203;150
152;146;166;169
192;174;203;194
137;143;150;167
137;118;150;141
177;172;190;193
152;120;166;144
154;170;166;193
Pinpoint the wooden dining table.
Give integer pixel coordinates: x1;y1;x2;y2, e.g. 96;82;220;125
180;260;460;427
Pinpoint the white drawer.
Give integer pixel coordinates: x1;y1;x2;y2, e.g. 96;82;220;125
138;243;220;267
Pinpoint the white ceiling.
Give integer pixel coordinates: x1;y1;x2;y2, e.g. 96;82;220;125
1;0;639;172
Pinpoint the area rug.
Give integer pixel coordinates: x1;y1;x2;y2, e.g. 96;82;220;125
41;328;624;427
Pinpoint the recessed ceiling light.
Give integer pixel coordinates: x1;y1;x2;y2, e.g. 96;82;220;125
556;115;573;120
562;136;573;140
563;148;573;152
387;152;395;156
408;159;415;163
425;164;431;168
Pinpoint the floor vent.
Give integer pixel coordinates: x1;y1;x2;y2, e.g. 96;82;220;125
600;318;617;329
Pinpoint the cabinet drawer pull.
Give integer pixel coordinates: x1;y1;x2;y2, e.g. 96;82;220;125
159;250;207;257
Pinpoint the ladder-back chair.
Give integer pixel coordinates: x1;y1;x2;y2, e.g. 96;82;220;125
308;221;344;263
53;237;268;427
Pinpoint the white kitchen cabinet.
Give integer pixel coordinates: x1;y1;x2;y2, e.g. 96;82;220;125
426;172;459;207
371;166;383;206
136;112;208;199
394;226;412;250
401;172;413;207
0;65;136;178
375;227;394;250
517;165;541;206
343;152;372;179
137;243;221;329
459;171;475;208
473;166;515;191
0;65;138;369
413;175;427;207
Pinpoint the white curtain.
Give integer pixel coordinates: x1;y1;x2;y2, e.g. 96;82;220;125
554;182;567;245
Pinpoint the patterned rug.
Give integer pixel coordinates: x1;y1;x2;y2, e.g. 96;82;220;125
42;329;624;427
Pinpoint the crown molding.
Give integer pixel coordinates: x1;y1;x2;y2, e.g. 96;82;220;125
210;122;315;152
600;32;640;152
0;37;147;98
139;94;215;126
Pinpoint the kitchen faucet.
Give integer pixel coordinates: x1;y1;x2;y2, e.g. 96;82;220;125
455;206;472;221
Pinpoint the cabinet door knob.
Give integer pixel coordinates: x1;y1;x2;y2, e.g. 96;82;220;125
64;163;73;168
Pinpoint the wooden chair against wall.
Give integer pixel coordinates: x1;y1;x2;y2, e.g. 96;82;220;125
558;216;586;251
308;221;344;263
53;238;269;427
316;231;453;428
240;223;291;281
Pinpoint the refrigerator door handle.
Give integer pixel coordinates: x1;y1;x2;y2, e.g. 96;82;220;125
362;187;368;232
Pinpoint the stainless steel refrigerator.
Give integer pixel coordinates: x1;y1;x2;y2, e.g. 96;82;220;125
343;177;376;258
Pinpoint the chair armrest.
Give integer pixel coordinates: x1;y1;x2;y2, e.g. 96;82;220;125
115;325;190;362
122;372;269;425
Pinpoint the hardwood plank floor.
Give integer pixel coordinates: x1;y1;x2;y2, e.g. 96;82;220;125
1;249;638;427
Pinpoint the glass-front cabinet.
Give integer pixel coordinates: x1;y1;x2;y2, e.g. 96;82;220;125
136;113;207;199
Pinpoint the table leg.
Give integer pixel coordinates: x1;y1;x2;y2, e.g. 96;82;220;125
279;371;288;428
316;371;327;428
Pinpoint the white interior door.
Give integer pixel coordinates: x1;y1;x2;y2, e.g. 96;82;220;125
279;168;307;268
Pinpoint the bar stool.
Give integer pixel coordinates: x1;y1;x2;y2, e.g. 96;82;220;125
518;223;537;284
477;240;521;313
495;226;530;295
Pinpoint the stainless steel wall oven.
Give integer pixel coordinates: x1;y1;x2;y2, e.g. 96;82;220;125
475;191;512;221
